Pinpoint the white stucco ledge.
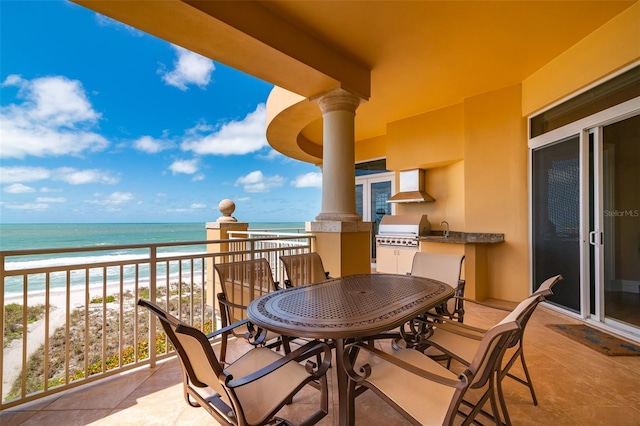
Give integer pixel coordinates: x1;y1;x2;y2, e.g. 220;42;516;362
306;220;372;233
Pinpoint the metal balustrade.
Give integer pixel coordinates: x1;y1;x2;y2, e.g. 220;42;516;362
0;231;314;409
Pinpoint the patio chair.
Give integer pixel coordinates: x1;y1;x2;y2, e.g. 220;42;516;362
344;307;520;425
214;258;289;363
409;252;466;322
393;252;466;350
138;299;331;426
420;274;563;423
280;252;330;288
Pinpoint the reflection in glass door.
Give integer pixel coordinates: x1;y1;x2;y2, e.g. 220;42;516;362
532;136;581;312
591;115;640;329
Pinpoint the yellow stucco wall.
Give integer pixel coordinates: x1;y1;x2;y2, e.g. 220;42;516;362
523;2;640;115
386;103;465;170
355;134;387;163
464;85;529;301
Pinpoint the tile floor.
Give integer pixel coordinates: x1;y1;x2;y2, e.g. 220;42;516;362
2;302;640;425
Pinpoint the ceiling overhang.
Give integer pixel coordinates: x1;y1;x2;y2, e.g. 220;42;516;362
72;0;370;100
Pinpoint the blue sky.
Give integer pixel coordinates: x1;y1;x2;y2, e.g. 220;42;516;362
0;1;322;224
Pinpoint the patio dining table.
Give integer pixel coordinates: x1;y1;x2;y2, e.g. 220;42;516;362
246;273;454;426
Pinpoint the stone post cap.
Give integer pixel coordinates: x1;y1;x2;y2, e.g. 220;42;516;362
217;199;237;223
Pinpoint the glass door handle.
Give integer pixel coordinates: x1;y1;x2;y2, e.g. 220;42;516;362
589;230;602;245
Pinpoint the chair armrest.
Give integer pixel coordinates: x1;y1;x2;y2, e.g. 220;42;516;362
224;339;332;388
431;295;511;312
420;313;487;335
428;320;485;340
217;293;248;311
343;342;467;389
201;318;251;340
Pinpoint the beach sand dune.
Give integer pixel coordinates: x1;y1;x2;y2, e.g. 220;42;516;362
2;284;134;400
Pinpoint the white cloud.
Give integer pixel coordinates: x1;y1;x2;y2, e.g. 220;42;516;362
40;187;62;193
160;45;214;91
3;203;49;211
192;173;205;182
133;135;173;153
235;170;285;193
291;172;322;188
95;14;144;36
258;149;284;160
1;74;23;87
86;192;134;206
181;104;268;155
0;75;108;159
0;166;118;185
53;167;119;185
190;203;207;209
0;166;50;183
168;159;199;175
36;197;66;203
4;183;36;193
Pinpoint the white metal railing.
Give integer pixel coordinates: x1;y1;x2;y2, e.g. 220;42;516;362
0;232;314;409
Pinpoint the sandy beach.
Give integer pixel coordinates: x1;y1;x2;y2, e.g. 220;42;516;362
3;281;145;399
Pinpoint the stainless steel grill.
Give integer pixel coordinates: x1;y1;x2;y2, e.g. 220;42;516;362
375;214;431;247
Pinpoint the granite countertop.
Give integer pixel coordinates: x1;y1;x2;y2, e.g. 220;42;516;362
418;231;504;244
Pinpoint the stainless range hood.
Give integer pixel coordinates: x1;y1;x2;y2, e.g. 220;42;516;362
386;169;435;203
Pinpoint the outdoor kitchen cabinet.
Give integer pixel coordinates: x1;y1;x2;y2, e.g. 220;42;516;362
376;245;417;275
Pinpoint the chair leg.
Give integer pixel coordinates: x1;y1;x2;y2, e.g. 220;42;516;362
512;348;538;406
495;371;512;426
219;331;228;364
488;379;504;426
502;343;538;406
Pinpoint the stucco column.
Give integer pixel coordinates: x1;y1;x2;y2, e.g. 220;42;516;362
307;88;371;279
315;88;362;222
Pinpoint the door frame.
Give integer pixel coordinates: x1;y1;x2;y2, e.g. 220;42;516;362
356;171;395;263
356;172;396;222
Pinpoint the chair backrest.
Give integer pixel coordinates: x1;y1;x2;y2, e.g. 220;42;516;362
280;252;329;287
137;299;227;397
466;293;548;388
214;258;278;322
500;292;547;351
410;252;464;289
411;252;465;318
465;318;520;389
533;274;563;297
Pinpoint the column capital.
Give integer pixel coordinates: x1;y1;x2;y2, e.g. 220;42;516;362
313;87;362;114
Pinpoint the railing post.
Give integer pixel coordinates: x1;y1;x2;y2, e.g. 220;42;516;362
149;246;157;368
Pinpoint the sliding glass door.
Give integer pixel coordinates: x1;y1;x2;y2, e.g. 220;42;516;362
531;111;640;338
590;115;640;330
530;66;640;339
532;136;581;312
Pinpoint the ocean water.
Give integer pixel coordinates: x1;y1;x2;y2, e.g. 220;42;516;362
1;222;304;294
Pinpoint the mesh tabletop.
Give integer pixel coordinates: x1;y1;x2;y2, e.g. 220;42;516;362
247;274;453;339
